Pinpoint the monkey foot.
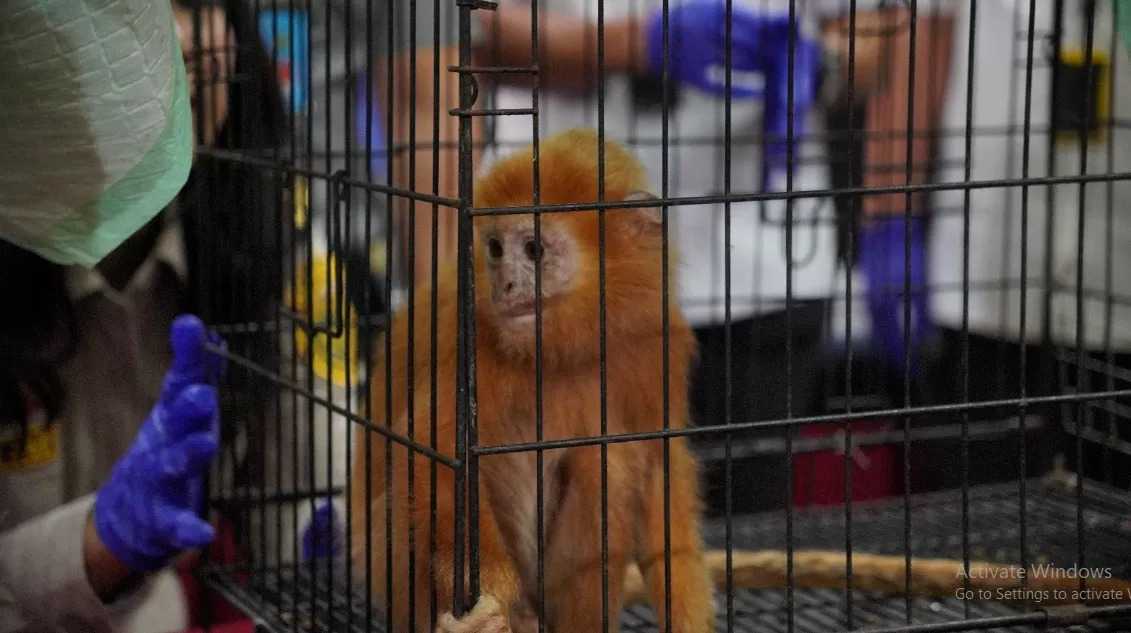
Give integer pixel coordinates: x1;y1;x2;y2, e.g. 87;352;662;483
436;595;510;633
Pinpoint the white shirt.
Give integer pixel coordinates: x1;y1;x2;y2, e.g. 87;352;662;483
486;0;886;327
929;0;1131;350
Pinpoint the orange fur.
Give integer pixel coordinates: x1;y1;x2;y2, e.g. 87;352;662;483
351;129;714;633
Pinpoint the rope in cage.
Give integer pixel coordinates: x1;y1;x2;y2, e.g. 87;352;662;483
619;550;1131;608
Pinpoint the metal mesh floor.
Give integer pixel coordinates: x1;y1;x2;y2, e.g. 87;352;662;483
202;478;1131;633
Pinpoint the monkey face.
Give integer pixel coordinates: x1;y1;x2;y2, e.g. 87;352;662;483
479;219;579;328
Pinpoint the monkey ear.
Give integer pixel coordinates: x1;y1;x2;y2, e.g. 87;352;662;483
620;191;663;236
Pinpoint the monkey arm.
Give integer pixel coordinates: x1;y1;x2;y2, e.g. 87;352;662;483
469;492;526;617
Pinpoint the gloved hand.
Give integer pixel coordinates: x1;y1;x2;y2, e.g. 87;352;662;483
858;216;934;374
643;2;822;189
301;501;344;561
761;30;822;190
94;314;225;572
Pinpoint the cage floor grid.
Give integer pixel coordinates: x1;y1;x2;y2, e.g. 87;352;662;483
202;479;1131;633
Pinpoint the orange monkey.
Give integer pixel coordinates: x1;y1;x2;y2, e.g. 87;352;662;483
350;128;714;633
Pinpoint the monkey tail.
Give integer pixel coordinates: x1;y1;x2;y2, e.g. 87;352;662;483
622;549;1131;607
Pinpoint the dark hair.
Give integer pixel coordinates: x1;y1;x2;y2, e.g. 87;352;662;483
0;0;286;434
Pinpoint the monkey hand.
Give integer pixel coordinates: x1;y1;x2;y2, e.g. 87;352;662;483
93;314;225;572
858;216;935;376
436;595;512;633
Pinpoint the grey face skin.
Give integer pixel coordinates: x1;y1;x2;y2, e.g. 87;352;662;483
481;222;578;324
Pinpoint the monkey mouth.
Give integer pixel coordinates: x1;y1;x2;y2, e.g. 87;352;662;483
498;301;550;321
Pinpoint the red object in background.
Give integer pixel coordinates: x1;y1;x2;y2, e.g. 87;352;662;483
792;420;902;507
183;623;256;633
177;517;254;632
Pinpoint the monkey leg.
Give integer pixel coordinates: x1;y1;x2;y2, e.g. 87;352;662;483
435;595;511;633
432;492;526;633
542;446;636;633
637;439;715;633
352;444;449;633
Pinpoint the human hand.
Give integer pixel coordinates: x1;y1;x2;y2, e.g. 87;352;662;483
761;28;821;189
644;2;815;96
643;2;821;188
301;501;344;561
93;314;225;572
858;216;934;374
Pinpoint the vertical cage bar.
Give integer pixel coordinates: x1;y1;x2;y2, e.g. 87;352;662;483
362;0;376;629
1101;0;1120;488
407;2;421;632
530;0;551;626
320;2;335;623
430;0;443;628
1042;0;1065;361
901;0;920;624
723;0;734;630
252;0;269;594
659;0;673;629
286;0;300;625
529;1;547;631
454;0;480;615
340;0;354;621
1018;0;1040;595
1074;0;1099;596
842;1;860;628
383;4;397;631
302;0;317;624
596;0;610;631
959;0;978;620
784;2;797;632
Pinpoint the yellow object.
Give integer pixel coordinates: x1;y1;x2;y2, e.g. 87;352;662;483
293;175;310;230
287;252;360;387
1056;48;1111;144
0;421;59;474
369;241;387;276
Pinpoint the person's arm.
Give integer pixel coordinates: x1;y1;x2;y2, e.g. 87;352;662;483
854;7;956;217
379;44;466;288
0;498;116;633
475;6;648;92
379;6;634;286
0;315;223;632
847;8;955;372
818;9;905;102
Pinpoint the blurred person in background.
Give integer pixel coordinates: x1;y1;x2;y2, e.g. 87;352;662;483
0;1;284;630
919;0;1131;492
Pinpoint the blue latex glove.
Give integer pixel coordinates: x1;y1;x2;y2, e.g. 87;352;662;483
644;2;822;190
761;31;821;191
858;216;934;374
94;314;225;572
301;501;344;561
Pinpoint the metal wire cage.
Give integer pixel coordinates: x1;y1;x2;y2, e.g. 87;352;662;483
183;0;1131;632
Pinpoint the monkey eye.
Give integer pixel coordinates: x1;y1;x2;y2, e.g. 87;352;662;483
487;237;504;259
523;239;543;261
